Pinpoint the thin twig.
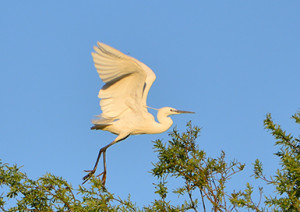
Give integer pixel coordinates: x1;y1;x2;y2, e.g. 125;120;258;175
0;205;7;212
113;196;137;212
257;188;263;208
199;189;206;212
42;186;74;212
186;183;198;212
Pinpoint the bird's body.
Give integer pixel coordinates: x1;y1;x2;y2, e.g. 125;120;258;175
83;42;193;184
92;107;174;135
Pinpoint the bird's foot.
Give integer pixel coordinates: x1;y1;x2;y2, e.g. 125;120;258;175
82;169;107;185
82;169;96;184
96;171;107;185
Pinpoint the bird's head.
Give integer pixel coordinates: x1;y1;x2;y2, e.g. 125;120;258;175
159;107;195;116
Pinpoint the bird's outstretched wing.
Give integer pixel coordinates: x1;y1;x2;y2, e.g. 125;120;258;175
92;42;156;119
127;55;156;107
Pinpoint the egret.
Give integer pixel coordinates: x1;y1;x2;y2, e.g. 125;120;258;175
83;42;194;184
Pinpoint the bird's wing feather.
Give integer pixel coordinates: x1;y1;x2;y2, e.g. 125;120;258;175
128;56;156;107
92;42;154;119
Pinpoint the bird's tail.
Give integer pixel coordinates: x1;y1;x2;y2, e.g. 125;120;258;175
91;124;107;130
91;116;113;130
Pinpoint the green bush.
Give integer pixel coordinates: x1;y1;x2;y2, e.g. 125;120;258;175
1;112;299;211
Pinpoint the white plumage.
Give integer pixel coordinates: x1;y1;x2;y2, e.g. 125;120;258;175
83;42;194;184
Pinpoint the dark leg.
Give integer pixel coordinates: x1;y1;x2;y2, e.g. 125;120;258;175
99;150;107;184
82;134;129;185
82;145;108;184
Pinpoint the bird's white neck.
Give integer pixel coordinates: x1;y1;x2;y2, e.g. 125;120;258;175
154;110;173;134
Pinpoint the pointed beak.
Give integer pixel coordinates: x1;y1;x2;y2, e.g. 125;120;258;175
175;110;195;114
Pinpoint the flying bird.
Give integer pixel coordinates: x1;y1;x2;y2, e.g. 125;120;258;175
83;42;194;184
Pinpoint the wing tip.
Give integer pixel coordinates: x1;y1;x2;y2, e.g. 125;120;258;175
97;41;107;50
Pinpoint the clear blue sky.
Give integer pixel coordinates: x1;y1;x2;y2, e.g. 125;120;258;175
1;0;299;208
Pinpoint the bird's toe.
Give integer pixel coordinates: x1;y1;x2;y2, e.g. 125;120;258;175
82;169;96;182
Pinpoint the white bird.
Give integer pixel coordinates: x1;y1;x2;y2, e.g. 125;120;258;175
83;42;194;184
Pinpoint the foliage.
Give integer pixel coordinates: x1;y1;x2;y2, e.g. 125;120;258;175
256;112;299;211
0;163;138;211
0;112;299;211
231;111;300;211
150;122;245;211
